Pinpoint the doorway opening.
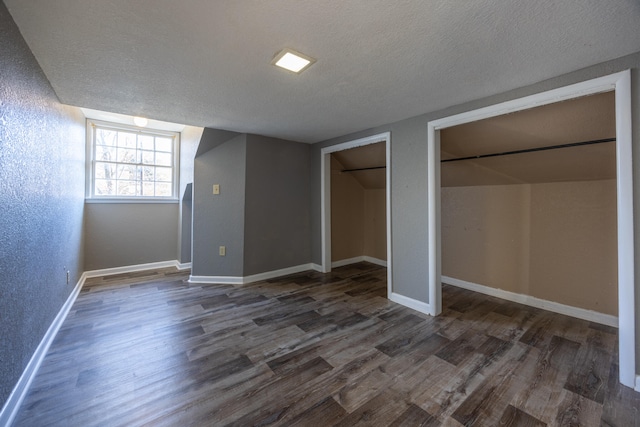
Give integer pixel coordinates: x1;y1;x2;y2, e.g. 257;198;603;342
441;91;617;324
321;132;392;298
427;71;635;388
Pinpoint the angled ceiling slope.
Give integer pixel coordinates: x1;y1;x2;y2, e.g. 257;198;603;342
332;143;386;189
441;91;616;187
5;1;640;143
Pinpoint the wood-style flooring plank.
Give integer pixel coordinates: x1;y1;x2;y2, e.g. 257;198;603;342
601;362;640;426
389;403;438;427
11;263;640;427
498;405;547;427
554;388;604;427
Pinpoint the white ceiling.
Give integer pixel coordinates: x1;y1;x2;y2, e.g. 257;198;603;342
5;1;640;143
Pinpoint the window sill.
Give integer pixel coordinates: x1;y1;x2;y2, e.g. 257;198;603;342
85;198;179;204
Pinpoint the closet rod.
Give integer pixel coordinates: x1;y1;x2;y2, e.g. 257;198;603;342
341;166;386;173
441;137;615;163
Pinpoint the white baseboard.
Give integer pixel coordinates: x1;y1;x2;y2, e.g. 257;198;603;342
442;275;618;328
188;275;243;285
189;263;317;285
331;257;363;268
363;256;387;267
242;264;316;283
0;273;87;427
331;256;387;268
388;292;432;315
176;262;192;270
84;260;182;279
310;263;323;272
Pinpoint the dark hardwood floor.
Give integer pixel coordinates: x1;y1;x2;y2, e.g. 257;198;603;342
12;263;640;426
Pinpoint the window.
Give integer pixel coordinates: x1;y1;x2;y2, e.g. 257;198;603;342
87;120;179;200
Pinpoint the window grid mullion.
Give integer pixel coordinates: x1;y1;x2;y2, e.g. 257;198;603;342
90;123;176;199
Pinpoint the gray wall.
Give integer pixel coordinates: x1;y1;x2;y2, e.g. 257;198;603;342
312;51;640;365
195;127;241;157
177;125;203;264
192;134;247;277
313;114;429;301
0;1;86;406
84;125;202;270
179;126;203;200
84;203;179;271
243;135;311;276
180;184;193;264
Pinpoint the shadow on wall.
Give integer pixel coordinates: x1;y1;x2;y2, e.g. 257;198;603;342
180;183;192;264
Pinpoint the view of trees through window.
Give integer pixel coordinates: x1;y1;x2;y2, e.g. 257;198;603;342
93;126;175;198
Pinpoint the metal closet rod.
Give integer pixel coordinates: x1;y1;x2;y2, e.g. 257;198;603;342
341;165;387;173
441;137;616;163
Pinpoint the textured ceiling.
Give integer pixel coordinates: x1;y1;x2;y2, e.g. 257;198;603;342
5;1;640;143
441;91;616;186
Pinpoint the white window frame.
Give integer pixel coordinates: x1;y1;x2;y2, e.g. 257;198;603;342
86;119;180;203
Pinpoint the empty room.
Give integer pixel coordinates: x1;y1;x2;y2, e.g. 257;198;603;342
2;1;640;426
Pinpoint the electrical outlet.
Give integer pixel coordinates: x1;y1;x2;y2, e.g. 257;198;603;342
213;184;220;195
219;246;226;256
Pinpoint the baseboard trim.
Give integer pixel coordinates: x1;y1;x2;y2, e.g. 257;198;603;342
0;273;87;427
176;262;192;270
242;264;316;283
84;260;183;278
388;292;432;315
188;275;243;285
310;263;323;272
442;275;618;328
363;256;387;267
331;256;387;268
189;263;317;285
331;257;363;268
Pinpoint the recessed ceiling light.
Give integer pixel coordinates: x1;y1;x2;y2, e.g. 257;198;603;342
271;48;316;74
133;116;148;127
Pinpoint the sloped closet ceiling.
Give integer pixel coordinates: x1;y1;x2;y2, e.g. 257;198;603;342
441;91;616;187
332;143;386;190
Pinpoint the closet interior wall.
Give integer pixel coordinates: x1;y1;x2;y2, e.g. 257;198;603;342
441;180;617;315
440;91;617;317
330;155;387;263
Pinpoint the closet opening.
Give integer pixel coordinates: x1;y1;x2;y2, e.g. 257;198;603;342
321;132;392;298
441;91;617;322
427;71;635;388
